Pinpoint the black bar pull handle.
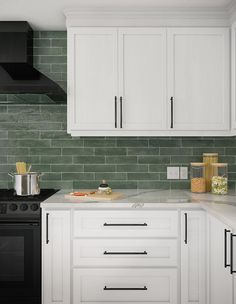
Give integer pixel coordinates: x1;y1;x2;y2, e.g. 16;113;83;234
46;213;49;244
120;96;123;128
184;213;188;244
104;286;147;291
103;223;147;227
230;233;236;274
224;229;231;268
104;251;147;255
115;96;117;128
170;96;174;129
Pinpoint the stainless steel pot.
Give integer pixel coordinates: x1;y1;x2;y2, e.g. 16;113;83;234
8;172;43;196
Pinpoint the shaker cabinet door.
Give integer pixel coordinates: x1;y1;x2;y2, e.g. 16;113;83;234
168;28;229;131
42;210;70;304
181;211;206;304
67;28;118;132
118;28;167;131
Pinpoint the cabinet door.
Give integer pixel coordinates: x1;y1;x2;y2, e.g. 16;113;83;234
168;28;229;131
181;211;206;304
118;28;167;130
207;215;233;304
232;22;236;130
42;210;70;304
68;28;118;132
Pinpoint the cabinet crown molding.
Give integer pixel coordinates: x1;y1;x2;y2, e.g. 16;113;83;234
64;7;230;27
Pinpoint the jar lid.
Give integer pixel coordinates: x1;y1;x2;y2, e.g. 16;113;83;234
191;162;206;166
203;153;218;156
211;163;228;167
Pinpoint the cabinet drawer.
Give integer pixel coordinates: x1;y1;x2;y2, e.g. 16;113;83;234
73;210;178;238
73;238;178;267
73;268;178;303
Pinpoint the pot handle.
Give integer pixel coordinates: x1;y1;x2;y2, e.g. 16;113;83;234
8;173;14;178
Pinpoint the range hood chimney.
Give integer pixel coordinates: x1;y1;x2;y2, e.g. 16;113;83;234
0;21;66;103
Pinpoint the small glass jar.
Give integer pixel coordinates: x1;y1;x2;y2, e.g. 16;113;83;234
190;163;206;193
211;163;228;195
203;153;218;192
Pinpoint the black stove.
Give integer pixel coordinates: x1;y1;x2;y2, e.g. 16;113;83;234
0;188;58;304
0;189;58;218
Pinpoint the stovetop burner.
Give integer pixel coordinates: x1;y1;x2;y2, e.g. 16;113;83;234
0;189;59;217
0;188;59;202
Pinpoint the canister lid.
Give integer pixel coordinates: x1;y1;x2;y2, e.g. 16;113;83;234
211;163;228;167
203;153;218;156
190;162;206;166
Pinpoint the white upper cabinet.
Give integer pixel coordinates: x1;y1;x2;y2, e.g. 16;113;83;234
67;26;230;136
168;28;229;131
118;28;167;131
232;22;236;130
67;28;118;132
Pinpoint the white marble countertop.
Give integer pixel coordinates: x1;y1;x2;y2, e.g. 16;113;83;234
41;189;236;230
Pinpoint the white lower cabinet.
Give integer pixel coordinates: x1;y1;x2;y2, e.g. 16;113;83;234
42;208;236;304
73;268;178;304
42;210;70;304
181;211;206;304
207;214;233;304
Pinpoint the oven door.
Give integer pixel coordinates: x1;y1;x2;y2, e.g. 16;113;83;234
0;220;40;304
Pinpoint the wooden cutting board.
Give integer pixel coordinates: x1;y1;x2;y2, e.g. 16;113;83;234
65;191;124;201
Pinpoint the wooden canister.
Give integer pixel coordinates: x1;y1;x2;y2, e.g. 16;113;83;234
203;153;218;192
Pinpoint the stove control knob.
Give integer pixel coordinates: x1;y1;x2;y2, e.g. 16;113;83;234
9;203;18;211
30;203;39;211
20;204;28;211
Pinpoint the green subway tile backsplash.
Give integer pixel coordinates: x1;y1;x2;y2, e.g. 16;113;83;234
0;31;236;190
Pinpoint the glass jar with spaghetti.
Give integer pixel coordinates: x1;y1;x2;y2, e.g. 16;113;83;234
190;163;206;193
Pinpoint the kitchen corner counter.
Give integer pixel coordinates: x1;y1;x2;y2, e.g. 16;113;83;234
40;189;236;230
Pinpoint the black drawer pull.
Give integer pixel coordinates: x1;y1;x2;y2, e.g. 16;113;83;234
103;223;147;227
230;233;236;274
104;251;147;255
104;286;147;291
224;229;231;268
114;96;117;128
184;213;188;244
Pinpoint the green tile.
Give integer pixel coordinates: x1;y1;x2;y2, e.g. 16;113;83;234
149;138;181;147
40;181;73;189
0;105;7;112
128;148;159;155
51;64;67;73
62;148;94;155
8;131;40;139
95;173;127;180
31;164;51;172
73;180;102;190
117;164;148;172
95;148;126;155
182;138;215;147
149;165;167;172
73;156;105;164
0;131;8;139
117;139;148;147
34;39;51;47
138;156;170;164
40;131;70;139
215;139;236;147
34;47;62;56
225;148;236;155
62;173;94;180
106;156;137;164
41;156;72;164
84;165;116;172
41;173;61;180
0;140;50;148
128;173;160;180
40;56;67;64
28;122;62;130
51;164;84;172
40;31;66;39
8;156;40;164
160;148;192;155
30;148;61;155
52;39;67;47
104;180;138;189
0;148;29;156
193;147;224;155
171;156;201;164
84;139;116;147
171;181;190;190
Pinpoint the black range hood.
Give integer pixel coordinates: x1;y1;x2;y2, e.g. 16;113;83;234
0;21;66;103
